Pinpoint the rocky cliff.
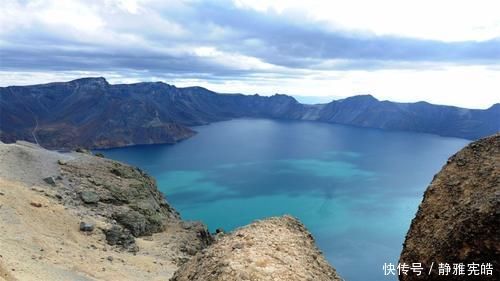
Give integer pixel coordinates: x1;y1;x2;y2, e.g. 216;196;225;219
0;141;211;280
1;77;498;150
171;215;342;281
399;134;499;280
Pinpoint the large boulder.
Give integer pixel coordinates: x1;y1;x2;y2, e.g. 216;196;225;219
171;215;342;281
113;210;148;237
399;134;499;280
80;190;99;204
103;225;138;252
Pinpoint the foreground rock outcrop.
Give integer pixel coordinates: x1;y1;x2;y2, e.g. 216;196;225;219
171;215;342;281
0;141;211;280
400;134;499;280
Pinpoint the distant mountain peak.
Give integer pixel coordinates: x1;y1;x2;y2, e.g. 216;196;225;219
71;77;109;86
339;94;378;103
488;103;500;110
270;93;298;102
353;94;377;100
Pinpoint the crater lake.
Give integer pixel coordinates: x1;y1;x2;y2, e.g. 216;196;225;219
98;118;469;281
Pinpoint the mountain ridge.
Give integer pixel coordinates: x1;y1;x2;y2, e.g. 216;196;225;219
1;77;498;150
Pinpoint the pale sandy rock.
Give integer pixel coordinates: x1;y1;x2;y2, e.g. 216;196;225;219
0;142;211;281
172;215;342;281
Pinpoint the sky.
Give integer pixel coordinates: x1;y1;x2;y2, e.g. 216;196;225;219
1;0;499;108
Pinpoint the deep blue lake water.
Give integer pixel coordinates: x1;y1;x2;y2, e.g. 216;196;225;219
99;119;469;281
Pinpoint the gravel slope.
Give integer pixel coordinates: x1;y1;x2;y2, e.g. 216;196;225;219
0;142;210;281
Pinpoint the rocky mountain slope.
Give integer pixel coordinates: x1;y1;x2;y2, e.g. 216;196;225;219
171;215;342;281
1;77;498;150
400;133;499;280
0;141;340;281
0;141;211;280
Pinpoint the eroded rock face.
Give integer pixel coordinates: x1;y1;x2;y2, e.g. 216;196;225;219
59;156;181;240
171;215;342;281
399;134;499;280
0;141;211;253
0;141;214;280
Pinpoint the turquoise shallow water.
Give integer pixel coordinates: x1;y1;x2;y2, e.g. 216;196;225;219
98;119;469;281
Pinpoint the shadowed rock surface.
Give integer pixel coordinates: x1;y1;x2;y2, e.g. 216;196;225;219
58;154;181;240
399;134;499;280
171;215;342;281
1;77;498;150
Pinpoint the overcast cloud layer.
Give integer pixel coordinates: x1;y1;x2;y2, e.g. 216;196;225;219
1;0;499;108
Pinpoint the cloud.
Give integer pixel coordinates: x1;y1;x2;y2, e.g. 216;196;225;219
177;2;500;65
234;0;500;42
1;0;499;73
0;0;499;108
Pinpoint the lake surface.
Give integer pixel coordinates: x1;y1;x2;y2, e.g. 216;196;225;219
99;119;469;281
